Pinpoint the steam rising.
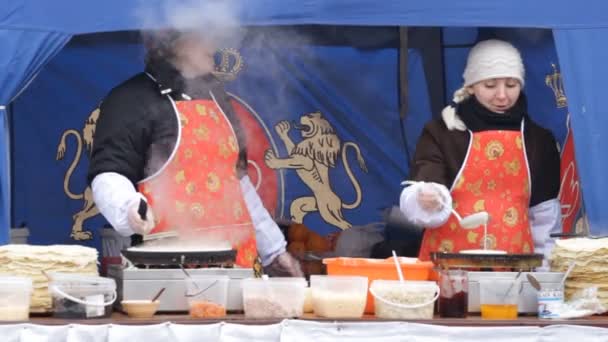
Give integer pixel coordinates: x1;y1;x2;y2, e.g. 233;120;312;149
136;0;243;46
133;0;316;249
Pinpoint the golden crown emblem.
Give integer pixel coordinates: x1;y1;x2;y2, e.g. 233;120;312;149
545;63;567;108
213;48;244;82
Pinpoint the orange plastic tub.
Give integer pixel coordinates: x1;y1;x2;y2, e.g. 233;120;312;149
323;257;434;314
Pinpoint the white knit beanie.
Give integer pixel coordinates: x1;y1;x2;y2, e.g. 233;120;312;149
442;39;525;131
463;39;525;88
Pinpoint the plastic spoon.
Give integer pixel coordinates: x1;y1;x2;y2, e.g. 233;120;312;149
502;270;523;302
391;250;405;283
560;261;575;288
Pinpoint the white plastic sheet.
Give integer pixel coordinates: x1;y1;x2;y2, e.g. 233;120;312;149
0;320;607;342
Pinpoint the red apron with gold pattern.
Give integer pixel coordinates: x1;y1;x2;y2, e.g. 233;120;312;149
138;99;258;268
418;129;534;261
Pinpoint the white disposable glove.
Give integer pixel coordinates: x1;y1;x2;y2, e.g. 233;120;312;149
264;251;304;277
400;181;452;228
126;197;157;235
416;182;445;212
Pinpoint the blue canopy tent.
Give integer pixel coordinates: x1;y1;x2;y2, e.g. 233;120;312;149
1;0;607;246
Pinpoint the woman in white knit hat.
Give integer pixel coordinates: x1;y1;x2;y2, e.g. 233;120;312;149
400;39;561;264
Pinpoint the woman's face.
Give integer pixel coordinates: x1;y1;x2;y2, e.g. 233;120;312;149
468;78;522;113
171;32;217;78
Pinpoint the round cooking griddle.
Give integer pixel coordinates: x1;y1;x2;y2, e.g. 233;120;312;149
431;252;543;270
121;248;237;267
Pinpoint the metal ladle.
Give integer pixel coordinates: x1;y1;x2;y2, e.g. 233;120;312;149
527;273;542;291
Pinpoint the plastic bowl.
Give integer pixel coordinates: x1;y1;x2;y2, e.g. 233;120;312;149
121;300;160;318
370;280;439;319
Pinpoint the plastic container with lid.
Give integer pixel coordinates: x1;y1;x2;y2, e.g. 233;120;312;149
185;275;229;318
369;280;439;319
323;257;433;313
242;277;307;318
0;276;32;321
49;273;116;319
310;275;368;318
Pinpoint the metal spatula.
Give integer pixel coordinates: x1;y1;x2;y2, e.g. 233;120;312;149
137;199;179;244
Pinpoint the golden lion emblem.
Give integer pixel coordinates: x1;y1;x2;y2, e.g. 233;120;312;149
55;108;100;240
264;112;367;230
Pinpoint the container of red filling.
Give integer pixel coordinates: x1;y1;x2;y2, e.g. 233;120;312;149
438;269;468;318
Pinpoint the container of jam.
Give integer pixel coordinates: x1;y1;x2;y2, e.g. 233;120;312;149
438;269;468;318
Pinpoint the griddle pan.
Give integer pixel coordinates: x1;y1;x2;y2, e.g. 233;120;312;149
121;248;237;266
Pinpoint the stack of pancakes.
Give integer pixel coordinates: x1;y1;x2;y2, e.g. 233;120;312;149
0;244;98;312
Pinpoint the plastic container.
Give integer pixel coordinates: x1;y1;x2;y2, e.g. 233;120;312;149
538;287;564;319
185;275;229;318
479;278;521;320
323;257;433;313
49;273;116;319
0;276;32;321
438;269;468;318
310;275;368;318
369;280;439;319
303;286;313;313
242;277;307;318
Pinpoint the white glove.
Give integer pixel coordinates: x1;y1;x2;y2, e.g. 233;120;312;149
265;251;304;277
416;182;445;212
127;197;156;235
400;181;452;228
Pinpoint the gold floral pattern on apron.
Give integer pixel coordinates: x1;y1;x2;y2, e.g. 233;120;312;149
418;129;534;260
485;140;505;160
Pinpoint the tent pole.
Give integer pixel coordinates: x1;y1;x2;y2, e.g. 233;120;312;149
398;26;412;165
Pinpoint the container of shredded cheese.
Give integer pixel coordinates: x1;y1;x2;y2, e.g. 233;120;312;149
0;276;32;321
369;280;439;319
310;275;368;318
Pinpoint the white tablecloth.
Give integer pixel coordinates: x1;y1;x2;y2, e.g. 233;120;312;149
1;320;608;342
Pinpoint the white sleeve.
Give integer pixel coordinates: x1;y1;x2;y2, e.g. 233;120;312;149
240;175;287;266
91;172;144;237
399;181;452;228
529;198;562;269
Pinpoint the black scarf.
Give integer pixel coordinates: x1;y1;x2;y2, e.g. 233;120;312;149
144;58;220;99
456;93;528;132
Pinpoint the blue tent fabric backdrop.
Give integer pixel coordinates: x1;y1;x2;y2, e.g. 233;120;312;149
3;1;608;244
4;0;608;33
11;28;431;247
0;29;70;244
554;28;608;234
